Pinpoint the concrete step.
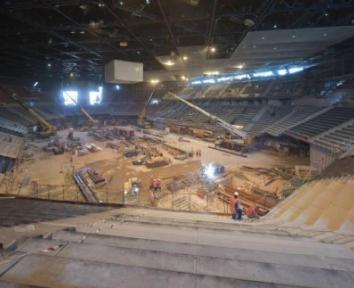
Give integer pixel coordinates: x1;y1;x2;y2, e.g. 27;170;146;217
112;214;298;238
10;238;354;288
1;253;305;288
52;231;354;272
0;281;45;288
75;221;354;259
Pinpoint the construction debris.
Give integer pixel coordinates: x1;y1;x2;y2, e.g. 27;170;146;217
73;168;99;203
105;142;120;150
87;168;106;185
145;157;170;168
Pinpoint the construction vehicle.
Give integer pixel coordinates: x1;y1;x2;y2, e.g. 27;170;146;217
167;91;247;140
63;91;98;126
124;148;139;158
132;157;147;165
67;127;80;141
124;177;141;202
145;156;170;168
43;137;65;154
138;89;155;128
1;87;56;138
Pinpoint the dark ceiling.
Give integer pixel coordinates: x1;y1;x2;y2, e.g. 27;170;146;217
0;0;354;84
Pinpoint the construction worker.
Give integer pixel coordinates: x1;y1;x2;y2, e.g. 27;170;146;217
150;177;161;198
235;192;243;220
230;192;242;220
245;204;257;219
230;192;237;220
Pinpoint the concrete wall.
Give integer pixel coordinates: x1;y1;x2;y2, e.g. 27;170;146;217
310;144;338;172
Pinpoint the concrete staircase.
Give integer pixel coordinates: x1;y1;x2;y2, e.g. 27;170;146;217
1;205;354;287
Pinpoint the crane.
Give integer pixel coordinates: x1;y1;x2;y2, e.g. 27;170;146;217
138;89;155;128
1;87;56;136
63;91;98;126
167;91;247;139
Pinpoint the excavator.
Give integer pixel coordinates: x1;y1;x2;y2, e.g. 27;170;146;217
1;87;56;138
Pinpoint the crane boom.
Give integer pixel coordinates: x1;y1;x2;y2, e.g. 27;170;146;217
1;87;55;133
63;91;98;125
80;107;99;125
138;89;155;127
167;91;246;139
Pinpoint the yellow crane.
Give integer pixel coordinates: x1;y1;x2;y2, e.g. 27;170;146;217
1;87;56;136
63;91;98;126
138;89;155;128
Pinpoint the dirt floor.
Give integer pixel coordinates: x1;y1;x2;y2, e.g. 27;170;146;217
0;127;309;213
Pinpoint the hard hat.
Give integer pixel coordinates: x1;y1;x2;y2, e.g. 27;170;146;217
234;192;239;196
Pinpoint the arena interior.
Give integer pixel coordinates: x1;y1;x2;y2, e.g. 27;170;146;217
0;1;354;287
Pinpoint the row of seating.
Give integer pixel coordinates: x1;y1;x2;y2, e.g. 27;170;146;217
148;100;354;154
171;74;351;101
0;116;28;135
244;105;294;136
285;107;354;141
265;106;328;136
311;119;354;154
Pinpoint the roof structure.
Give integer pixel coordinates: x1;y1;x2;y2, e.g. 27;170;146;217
0;0;353;84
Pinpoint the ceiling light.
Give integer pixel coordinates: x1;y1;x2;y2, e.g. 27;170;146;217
33;81;39;87
47;63;52;68
70;73;74;78
150;79;160;85
98;2;105;7
273;24;277;29
120;1;124;5
182;55;188;61
243;18;255;27
236;64;244;69
80;30;85;34
120;41;128;47
70;30;75;34
209;47;216;53
253;71;273;77
181;75;188;81
277;69;287;76
203;79;215;84
204;71;219;76
115;85;120;90
164;60;175;66
288;66;304;74
324;12;329;17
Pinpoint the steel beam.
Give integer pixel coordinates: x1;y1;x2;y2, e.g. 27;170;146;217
156;0;179;54
206;0;218;47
